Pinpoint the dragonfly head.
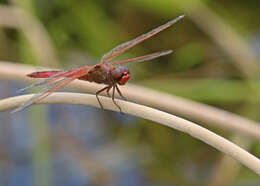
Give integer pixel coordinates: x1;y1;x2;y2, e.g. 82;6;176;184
111;66;130;85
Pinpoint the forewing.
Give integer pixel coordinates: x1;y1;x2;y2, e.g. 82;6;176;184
111;50;172;65
102;15;184;62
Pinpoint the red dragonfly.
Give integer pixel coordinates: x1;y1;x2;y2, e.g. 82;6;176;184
12;15;184;113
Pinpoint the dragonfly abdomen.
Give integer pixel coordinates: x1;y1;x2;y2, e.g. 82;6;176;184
27;71;61;78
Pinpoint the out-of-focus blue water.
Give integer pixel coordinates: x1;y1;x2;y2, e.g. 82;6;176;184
0;80;155;186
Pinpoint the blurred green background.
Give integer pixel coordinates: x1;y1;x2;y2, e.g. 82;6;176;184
0;0;260;185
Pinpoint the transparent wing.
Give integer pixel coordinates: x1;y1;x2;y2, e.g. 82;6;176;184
111;50;172;65
102;15;184;62
17;70;70;93
17;66;92;93
12;68;90;113
12;77;72;113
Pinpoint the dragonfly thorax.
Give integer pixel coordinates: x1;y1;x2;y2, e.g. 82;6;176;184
111;66;130;85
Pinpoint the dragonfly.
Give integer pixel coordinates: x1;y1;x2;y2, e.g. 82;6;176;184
12;15;184;113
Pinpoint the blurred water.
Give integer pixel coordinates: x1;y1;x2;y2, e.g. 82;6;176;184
0;80;156;186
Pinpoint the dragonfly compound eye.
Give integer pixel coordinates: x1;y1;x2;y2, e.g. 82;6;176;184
111;66;130;85
119;71;130;85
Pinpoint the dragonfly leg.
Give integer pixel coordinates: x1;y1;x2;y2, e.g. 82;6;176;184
107;71;125;99
112;85;122;112
115;84;127;101
106;86;112;97
107;71;122;112
96;86;110;109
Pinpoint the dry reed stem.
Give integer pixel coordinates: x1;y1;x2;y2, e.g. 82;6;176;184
0;93;260;174
178;3;260;182
0;61;260;140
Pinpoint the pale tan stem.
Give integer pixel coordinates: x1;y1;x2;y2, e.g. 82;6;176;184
0;93;260;174
1;62;260;140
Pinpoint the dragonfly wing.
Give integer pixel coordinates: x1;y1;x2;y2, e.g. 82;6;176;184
101;15;184;62
111;50;172;65
12;77;70;113
17;70;70;93
17;66;92;93
12;67;91;113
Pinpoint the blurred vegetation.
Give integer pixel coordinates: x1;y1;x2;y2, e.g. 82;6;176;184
0;0;260;185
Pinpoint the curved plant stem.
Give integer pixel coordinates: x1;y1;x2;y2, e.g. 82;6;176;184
178;3;260;182
1;62;260;140
0;93;260;174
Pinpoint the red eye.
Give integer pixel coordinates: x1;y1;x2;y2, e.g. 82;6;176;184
119;72;130;85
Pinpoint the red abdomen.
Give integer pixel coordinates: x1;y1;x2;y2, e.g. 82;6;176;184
27;71;60;78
